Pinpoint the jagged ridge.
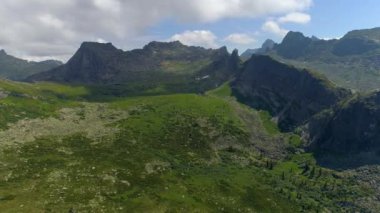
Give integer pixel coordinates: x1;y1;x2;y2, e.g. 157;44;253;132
27;41;240;94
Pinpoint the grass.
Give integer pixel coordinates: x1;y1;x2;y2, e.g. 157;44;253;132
288;134;302;147
0;80;85;130
207;81;232;98
0;81;374;212
160;60;211;74
259;110;280;135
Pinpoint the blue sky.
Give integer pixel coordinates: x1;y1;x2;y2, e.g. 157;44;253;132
0;0;379;61
145;0;380;53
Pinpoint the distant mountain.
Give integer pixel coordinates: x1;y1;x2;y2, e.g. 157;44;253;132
0;50;62;80
232;55;350;131
276;28;380;59
276;32;315;59
28;41;240;95
266;27;380;91
240;49;259;60
240;39;275;60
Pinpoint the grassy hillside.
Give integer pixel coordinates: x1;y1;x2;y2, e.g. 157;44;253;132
0;80;374;212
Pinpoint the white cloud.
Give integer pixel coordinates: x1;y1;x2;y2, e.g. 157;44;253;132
278;12;311;24
224;33;256;45
322;36;342;40
0;0;312;61
93;0;121;13
96;38;108;43
38;14;65;29
262;21;289;37
170;30;218;48
185;0;312;22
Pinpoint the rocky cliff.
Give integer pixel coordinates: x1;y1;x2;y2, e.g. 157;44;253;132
232;55;350;131
308;92;380;154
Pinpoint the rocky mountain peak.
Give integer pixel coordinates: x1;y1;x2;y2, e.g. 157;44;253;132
78;42;119;54
261;39;276;50
276;31;313;59
0;49;7;56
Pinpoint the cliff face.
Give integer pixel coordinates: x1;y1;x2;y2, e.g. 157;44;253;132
307;92;380;154
232;55;350;131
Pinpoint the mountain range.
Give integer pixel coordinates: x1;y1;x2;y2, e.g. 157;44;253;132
9;30;380;164
242;27;380;91
27;41;239;96
1;27;380;211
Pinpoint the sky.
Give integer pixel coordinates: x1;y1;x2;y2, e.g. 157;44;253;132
0;0;379;62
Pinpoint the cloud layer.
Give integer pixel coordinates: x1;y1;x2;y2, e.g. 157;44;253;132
278;12;311;24
0;0;312;61
262;21;289;37
224;34;256;45
170;31;218;48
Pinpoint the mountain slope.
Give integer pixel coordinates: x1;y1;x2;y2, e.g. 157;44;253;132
28;41;240;94
0;50;62;80
232;55;350;131
265;27;380;91
0;79;372;212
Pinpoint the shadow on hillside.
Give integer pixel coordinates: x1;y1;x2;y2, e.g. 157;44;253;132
313;151;380;170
